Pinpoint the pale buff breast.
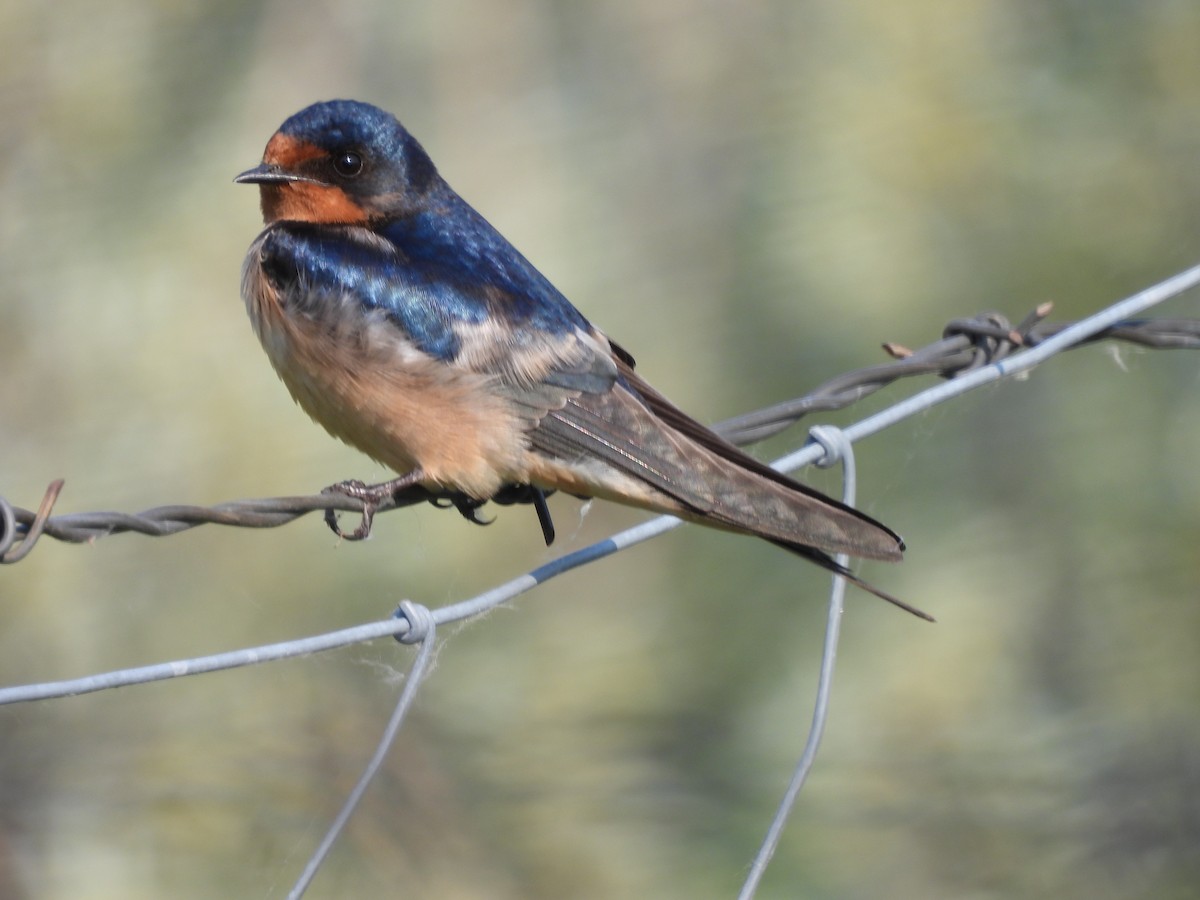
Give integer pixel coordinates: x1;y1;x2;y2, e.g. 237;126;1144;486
240;249;531;498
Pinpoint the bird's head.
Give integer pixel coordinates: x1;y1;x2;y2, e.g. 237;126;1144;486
236;100;440;225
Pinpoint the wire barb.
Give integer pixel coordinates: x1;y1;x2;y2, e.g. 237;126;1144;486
0;478;64;563
714;306;1200;446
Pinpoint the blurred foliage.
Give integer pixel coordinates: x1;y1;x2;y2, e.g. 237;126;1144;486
2;1;1200;897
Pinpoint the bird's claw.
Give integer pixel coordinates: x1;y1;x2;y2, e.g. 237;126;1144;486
321;470;425;541
322;479;382;540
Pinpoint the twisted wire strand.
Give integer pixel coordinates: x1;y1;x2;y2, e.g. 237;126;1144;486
3;303;1198;563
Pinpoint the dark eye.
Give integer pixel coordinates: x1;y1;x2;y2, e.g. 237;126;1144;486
332;150;363;177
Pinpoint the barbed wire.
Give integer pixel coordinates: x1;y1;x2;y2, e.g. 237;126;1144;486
2;261;1199;898
3;296;1199;564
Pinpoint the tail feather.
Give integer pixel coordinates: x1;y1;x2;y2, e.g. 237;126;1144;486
765;539;933;621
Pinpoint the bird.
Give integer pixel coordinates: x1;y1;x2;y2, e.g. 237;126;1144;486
236;100;928;620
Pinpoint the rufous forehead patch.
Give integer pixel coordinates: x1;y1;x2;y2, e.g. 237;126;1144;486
263;133;327;168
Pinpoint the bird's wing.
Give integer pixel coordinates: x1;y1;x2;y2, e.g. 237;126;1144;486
494;332;927;616
606;340;904;550
480;322;904;562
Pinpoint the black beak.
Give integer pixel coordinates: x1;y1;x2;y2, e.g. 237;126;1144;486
234;163;326;186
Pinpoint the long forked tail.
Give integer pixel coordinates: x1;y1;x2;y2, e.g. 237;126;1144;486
767;539;935;622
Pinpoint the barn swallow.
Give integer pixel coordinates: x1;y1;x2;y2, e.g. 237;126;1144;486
236;100;926;619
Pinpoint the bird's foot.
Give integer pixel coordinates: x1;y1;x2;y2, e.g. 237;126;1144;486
429;492;493;525
322;469;425;541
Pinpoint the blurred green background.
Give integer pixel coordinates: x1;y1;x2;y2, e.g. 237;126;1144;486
3;2;1200;898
